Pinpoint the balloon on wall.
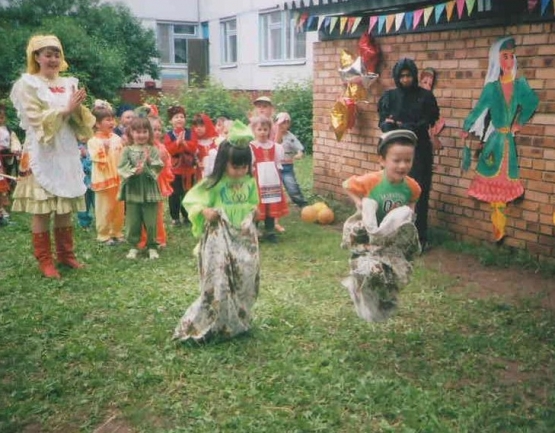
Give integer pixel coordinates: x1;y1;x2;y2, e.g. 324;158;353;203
331;33;380;141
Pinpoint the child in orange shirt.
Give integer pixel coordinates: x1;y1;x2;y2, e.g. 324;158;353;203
88;100;125;245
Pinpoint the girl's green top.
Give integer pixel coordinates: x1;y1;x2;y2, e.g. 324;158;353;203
183;174;259;238
117;144;163;203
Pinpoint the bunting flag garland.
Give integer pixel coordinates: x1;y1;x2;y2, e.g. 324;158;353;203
434;3;446;22
329;16;339;32
378;15;386;33
456;0;466;18
528;0;539;11
346;17;356;34
386;14;395;32
395;12;405;31
424;6;434;25
446;1;456;21
405;11;414;30
352;16;362;33
369;16;378;33
304;0;552;35
413;9;423;29
340;17;348;34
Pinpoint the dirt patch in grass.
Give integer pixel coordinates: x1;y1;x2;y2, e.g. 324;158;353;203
93;415;134;433
422;247;555;311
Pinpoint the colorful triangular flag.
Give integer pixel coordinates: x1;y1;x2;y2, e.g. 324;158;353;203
413;9;424;29
424;6;434;25
306;15;316;30
405;11;414;30
528;0;539;11
346;17;356;33
395;12;405;31
378;15;386;33
369;16;378;33
456;0;466;18
386;14;395;32
318;15;326;30
540;0;549;14
339;17;348;34
329;16;339;33
435;3;446;23
352;17;363;33
446;1;456;21
466;0;477;15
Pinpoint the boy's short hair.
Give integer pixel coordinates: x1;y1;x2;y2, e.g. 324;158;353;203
377;129;417;157
253;96;273;106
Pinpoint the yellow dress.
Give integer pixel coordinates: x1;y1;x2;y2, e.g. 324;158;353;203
9;73;95;214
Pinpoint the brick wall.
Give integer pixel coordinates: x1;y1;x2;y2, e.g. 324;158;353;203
312;22;555;258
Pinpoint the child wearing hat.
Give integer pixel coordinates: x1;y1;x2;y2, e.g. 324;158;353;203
341;130;423;323
343;130;421;223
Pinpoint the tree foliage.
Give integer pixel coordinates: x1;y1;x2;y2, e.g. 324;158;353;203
272;79;314;154
0;0;159;100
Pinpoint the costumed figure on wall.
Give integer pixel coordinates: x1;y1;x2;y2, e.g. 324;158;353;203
331;33;380;141
460;36;539;241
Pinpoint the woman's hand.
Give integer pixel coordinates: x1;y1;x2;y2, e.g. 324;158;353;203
460;130;469;139
202;208;219;222
511;124;521;135
64;86;87;116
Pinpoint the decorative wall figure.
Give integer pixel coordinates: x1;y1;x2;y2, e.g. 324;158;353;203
331;33;380;141
460;36;539;241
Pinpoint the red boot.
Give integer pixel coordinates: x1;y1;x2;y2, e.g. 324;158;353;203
55;226;84;269
32;232;61;278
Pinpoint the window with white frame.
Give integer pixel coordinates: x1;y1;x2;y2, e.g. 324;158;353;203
259;10;306;63
157;22;197;65
220;18;237;64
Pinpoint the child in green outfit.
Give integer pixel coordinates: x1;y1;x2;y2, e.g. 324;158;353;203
117;116;163;260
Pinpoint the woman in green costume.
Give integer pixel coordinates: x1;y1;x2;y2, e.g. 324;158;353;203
174;121;260;342
461;36;538;241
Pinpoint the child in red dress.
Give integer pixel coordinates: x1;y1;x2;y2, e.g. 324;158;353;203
249;115;288;243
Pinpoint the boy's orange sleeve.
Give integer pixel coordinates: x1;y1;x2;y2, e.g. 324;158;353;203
406;176;422;202
342;172;381;197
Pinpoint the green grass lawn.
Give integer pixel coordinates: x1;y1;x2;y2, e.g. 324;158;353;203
1;158;554;432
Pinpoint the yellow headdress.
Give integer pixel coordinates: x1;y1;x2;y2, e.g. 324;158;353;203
26;35;68;74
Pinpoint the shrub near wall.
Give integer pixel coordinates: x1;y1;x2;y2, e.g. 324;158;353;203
312;22;555;258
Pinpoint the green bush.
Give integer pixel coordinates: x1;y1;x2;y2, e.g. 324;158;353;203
152;78;252;128
272;79;313;154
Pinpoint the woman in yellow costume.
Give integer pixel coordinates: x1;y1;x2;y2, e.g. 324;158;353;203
9;35;95;278
461;36;539;241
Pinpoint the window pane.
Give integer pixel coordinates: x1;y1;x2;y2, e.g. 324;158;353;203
174;38;187;64
270;27;282;60
157;24;171;63
294;31;306;59
229;34;237;62
174;24;196;35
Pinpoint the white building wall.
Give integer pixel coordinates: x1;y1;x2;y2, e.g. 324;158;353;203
201;0;316;90
109;0;315;91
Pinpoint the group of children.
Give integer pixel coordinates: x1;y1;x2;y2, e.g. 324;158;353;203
68;95;309;263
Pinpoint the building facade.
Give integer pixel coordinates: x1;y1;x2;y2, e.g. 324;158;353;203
112;0;316;94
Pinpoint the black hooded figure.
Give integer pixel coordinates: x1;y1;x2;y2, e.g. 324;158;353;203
377;58;440;247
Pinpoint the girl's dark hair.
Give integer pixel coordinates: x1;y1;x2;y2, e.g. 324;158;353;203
206;141;252;188
125;116;154;145
191;114;205;126
92;106;114;124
